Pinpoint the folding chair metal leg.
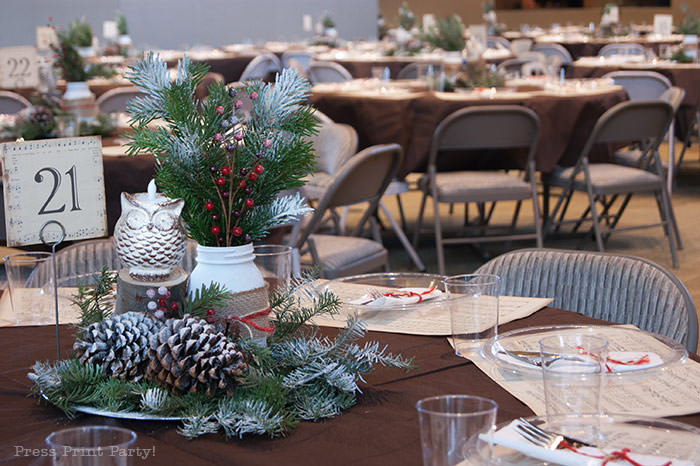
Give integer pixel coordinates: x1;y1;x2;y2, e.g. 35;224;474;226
378;200;425;271
396;193;407;232
543;184;572;236
433;196;446;275
658;183;679;268
601;194;631;244
583;174;606;252
413;192;428;248
554;189;574;233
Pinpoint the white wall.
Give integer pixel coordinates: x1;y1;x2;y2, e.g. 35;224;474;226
1;0;378;49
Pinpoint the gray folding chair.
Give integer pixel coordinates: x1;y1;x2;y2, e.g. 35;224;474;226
0;91;31;114
281;50;314;71
598;43;649;57
396;62;441;80
301;114;359;201
532;43;573;66
603;71;676;192
239;53;281;82
291;144;403;278
412;106;543;275
476;248;698;352
511;38;533;55
543;100;680;268
96;87;147;113
487;36;511;50
308;61;353;83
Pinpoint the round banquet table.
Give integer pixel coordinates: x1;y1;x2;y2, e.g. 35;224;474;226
534;35;683;61
309;84;628;178
0;307;697;466
567;60;700;140
318;54;513;79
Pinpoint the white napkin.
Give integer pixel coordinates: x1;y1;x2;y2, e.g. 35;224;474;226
347;287;442;307
491;420;692;466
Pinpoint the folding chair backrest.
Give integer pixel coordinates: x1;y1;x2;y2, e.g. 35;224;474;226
295;144;402;246
487;35;511;50
660;86;685;112
476;248;698;351
0;90;31;114
532;43;573;65
431;106;540;156
598;43;647;57
397;62;441;80
239;53;281;81
511;38;533;55
603;71;671;100
584;100;673;150
310;119;359;175
308;61;353;83
281;50;314;70
96;87;147;113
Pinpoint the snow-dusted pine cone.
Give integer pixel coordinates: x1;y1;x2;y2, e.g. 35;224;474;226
145;314;247;396
73;311;163;381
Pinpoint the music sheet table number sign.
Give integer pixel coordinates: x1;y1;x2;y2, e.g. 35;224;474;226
1;136;107;246
0;46;39;89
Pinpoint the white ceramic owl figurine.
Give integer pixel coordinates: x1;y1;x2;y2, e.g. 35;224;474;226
114;182;186;281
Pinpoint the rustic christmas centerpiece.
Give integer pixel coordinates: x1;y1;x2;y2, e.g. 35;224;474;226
124;53;316;338
27;54;414;439
30;270;413;438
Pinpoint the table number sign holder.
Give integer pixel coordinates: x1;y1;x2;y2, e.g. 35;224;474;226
1;136;107;360
39;219;65;359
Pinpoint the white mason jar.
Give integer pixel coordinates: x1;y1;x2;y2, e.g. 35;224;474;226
187;243;264;295
62;82;98;122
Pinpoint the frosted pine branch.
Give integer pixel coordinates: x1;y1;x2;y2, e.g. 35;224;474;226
140;387;168;413
179;415;219;439
125;52;169;97
265;193;313;226
214;399;286;438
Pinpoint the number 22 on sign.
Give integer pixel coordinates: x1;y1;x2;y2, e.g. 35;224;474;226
1;136;107;246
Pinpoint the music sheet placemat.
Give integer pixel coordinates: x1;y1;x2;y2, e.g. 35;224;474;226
463;337;700;418
1;136;107;246
308;280;552;335
0;288;81;327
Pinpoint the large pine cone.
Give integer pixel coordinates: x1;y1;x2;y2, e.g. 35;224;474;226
145;315;247;396
73;312;163;382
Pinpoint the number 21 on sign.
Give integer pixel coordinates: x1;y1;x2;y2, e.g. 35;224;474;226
1;136;106;246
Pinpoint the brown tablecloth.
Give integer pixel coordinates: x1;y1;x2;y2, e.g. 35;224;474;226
310;88;628;177
165;53;257;84
567;62;700;140
1;307;698;465
332;56;513;80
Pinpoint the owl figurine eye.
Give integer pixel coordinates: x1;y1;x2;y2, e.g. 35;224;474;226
151;209;176;230
125;208;149;230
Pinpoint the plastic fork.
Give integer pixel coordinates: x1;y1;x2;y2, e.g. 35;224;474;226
515;418;591;450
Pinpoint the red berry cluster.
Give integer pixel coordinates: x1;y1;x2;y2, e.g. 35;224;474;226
146;287;179;320
204;88;271;245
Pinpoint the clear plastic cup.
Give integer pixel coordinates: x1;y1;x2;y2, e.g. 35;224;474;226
416;395;498;466
45;426;137;466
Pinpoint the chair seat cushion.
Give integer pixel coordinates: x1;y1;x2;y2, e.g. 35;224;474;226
418;171;532;203
550;164;662;195
302;234;386;272
614;149;667;170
